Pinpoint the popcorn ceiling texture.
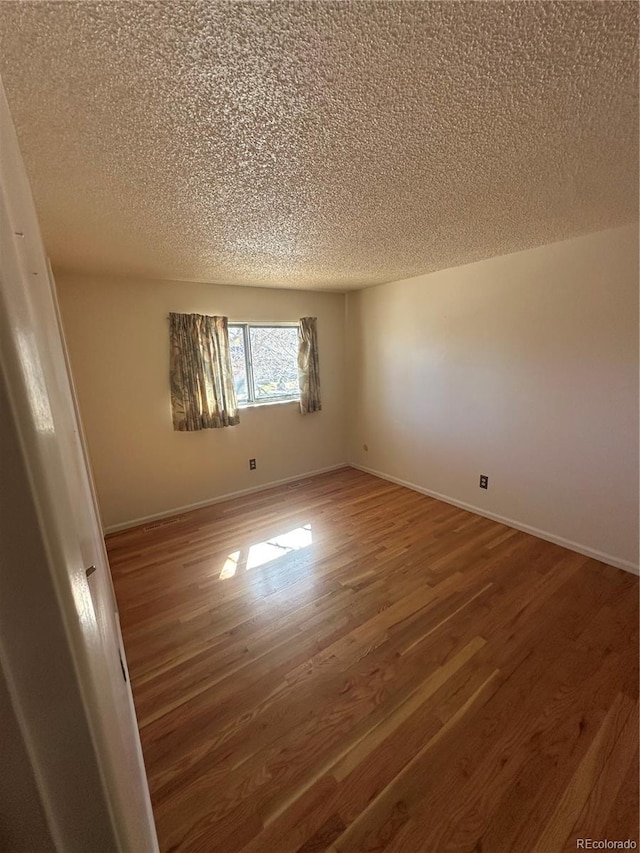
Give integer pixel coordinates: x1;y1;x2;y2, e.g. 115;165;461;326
0;1;637;291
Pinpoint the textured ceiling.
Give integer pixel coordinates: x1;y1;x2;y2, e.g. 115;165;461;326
0;1;637;291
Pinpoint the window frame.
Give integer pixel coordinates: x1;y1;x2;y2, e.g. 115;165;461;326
228;321;300;407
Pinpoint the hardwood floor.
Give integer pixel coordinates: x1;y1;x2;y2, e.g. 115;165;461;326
106;468;639;853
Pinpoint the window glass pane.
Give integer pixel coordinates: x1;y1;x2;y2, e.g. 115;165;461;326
249;326;299;400
228;325;249;403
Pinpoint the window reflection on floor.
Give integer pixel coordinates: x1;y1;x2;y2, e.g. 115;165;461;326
219;524;313;579
219;550;241;580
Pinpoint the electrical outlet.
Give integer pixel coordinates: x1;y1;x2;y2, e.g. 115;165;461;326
479;474;488;489
249;458;256;470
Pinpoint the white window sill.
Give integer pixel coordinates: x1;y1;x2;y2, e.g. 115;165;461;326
238;398;300;410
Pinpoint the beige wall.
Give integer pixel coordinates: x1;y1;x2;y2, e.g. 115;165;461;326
346;225;639;571
58;226;638;570
56;275;347;530
0;670;56;853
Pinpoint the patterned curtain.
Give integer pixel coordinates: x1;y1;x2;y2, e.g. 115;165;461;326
169;313;240;431
297;317;321;414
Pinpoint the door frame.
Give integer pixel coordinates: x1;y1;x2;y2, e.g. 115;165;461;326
0;78;158;851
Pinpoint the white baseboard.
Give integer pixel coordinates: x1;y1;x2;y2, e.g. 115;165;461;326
103;463;350;535
350;463;639;576
105;461;639;576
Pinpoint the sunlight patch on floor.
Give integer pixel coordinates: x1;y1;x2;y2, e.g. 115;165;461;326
219;550;241;580
219;525;313;579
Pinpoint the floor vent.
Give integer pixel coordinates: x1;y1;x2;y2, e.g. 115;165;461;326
142;517;185;532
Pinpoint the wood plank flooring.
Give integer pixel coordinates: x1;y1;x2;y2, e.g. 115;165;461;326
106;467;639;853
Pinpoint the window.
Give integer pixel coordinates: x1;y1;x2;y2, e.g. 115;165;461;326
228;323;299;406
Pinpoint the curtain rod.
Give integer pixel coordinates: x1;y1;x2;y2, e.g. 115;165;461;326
166;315;302;324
